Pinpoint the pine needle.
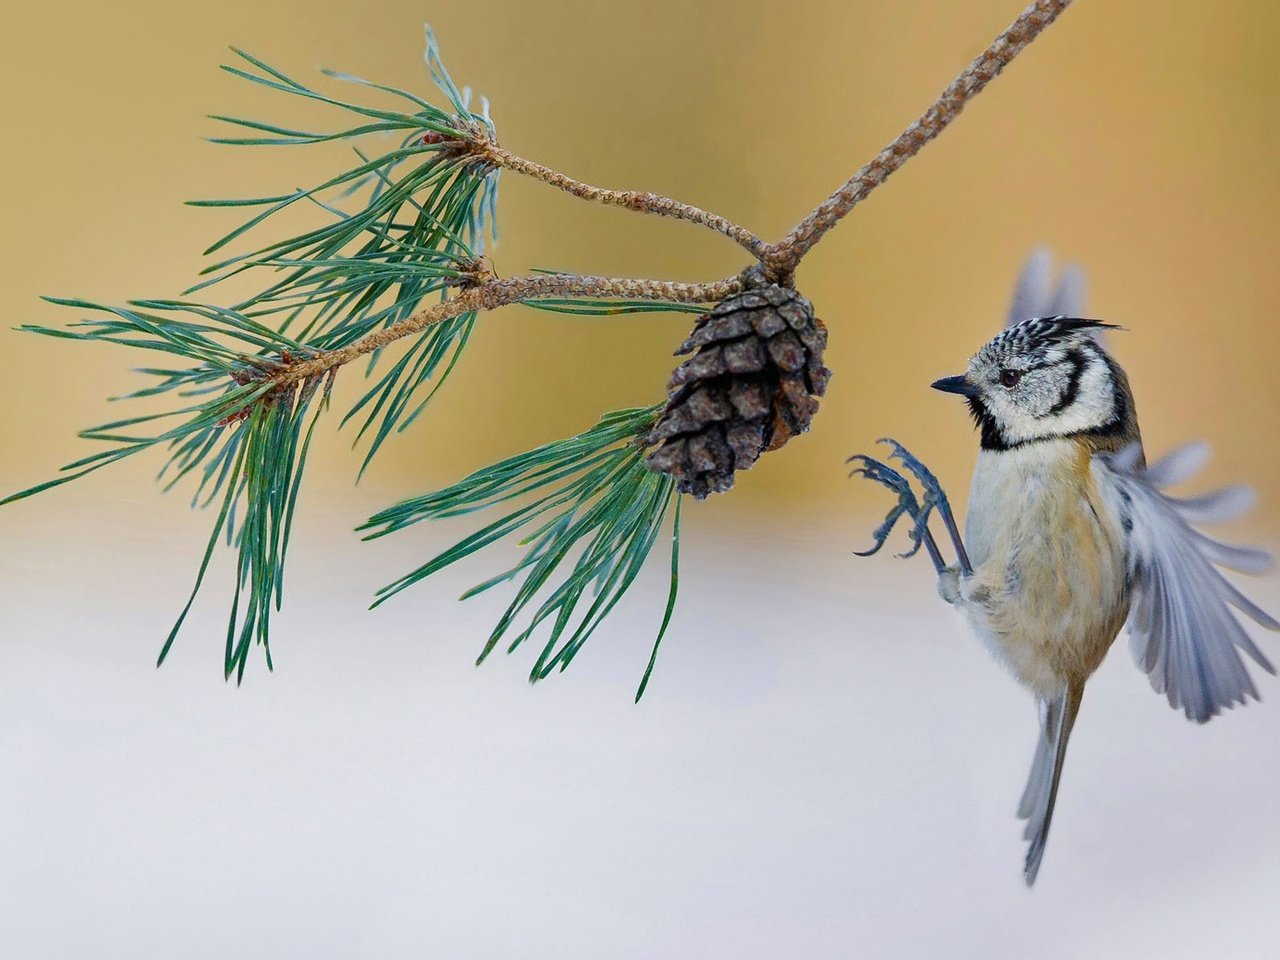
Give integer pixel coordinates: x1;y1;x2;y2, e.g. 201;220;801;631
361;406;684;688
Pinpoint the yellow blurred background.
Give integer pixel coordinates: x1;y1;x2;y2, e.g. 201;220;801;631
3;4;1280;957
1;0;1277;527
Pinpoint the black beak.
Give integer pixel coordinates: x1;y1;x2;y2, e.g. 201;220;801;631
931;375;981;398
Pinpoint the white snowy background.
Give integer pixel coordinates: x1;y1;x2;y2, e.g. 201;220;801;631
3;487;1277;960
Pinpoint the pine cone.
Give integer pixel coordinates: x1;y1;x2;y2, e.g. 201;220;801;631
643;283;830;498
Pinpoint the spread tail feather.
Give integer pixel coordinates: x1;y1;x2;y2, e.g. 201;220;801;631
1018;683;1084;886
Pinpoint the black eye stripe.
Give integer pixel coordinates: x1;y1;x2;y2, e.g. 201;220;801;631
996;358;1055;378
1047;349;1087;416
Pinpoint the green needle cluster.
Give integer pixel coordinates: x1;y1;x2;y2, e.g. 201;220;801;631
362;405;683;699
3;28;691;689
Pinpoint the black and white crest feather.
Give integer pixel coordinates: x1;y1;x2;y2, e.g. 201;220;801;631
977;317;1117;368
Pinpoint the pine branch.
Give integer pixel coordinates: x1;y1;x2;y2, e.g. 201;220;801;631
248;0;1077;394
480;143;765;257
4;1;1077;688
394;2;1077;278
265;271;741;391
765;0;1074;274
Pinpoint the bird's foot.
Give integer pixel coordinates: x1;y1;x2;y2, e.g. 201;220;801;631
878;438;973;576
846;454;926;560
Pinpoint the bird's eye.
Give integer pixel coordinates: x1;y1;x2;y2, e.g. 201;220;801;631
1000;369;1022;388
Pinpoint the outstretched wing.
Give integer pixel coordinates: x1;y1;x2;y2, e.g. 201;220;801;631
1005;247;1088;327
1100;442;1279;723
1006;252;1274;720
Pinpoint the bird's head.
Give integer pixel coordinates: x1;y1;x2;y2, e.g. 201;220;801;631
932;317;1131;450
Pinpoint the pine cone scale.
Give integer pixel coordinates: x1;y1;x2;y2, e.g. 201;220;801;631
766;331;806;371
722;336;767;374
728;378;770;419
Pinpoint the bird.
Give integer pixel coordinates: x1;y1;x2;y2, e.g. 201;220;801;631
849;250;1279;886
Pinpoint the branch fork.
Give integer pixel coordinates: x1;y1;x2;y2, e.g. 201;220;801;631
266;0;1073;394
7;0;1077;681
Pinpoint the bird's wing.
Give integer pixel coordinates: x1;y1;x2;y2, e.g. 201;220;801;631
1099;442;1278;723
1005;248;1089;327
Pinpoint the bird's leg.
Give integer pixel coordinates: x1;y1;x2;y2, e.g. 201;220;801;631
879;438;973;577
847;454;947;574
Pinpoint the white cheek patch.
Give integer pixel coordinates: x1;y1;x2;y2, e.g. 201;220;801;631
999;353;1115;444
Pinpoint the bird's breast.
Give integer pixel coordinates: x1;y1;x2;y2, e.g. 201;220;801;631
961;440;1131;696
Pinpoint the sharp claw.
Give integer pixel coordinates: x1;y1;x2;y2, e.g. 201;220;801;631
855;500;910;557
895;502;931;560
848;455;909;492
849;452;922;558
846;456;877;482
895;532;925;560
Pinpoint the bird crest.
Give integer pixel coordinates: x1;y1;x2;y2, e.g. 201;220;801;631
977;316;1117;366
